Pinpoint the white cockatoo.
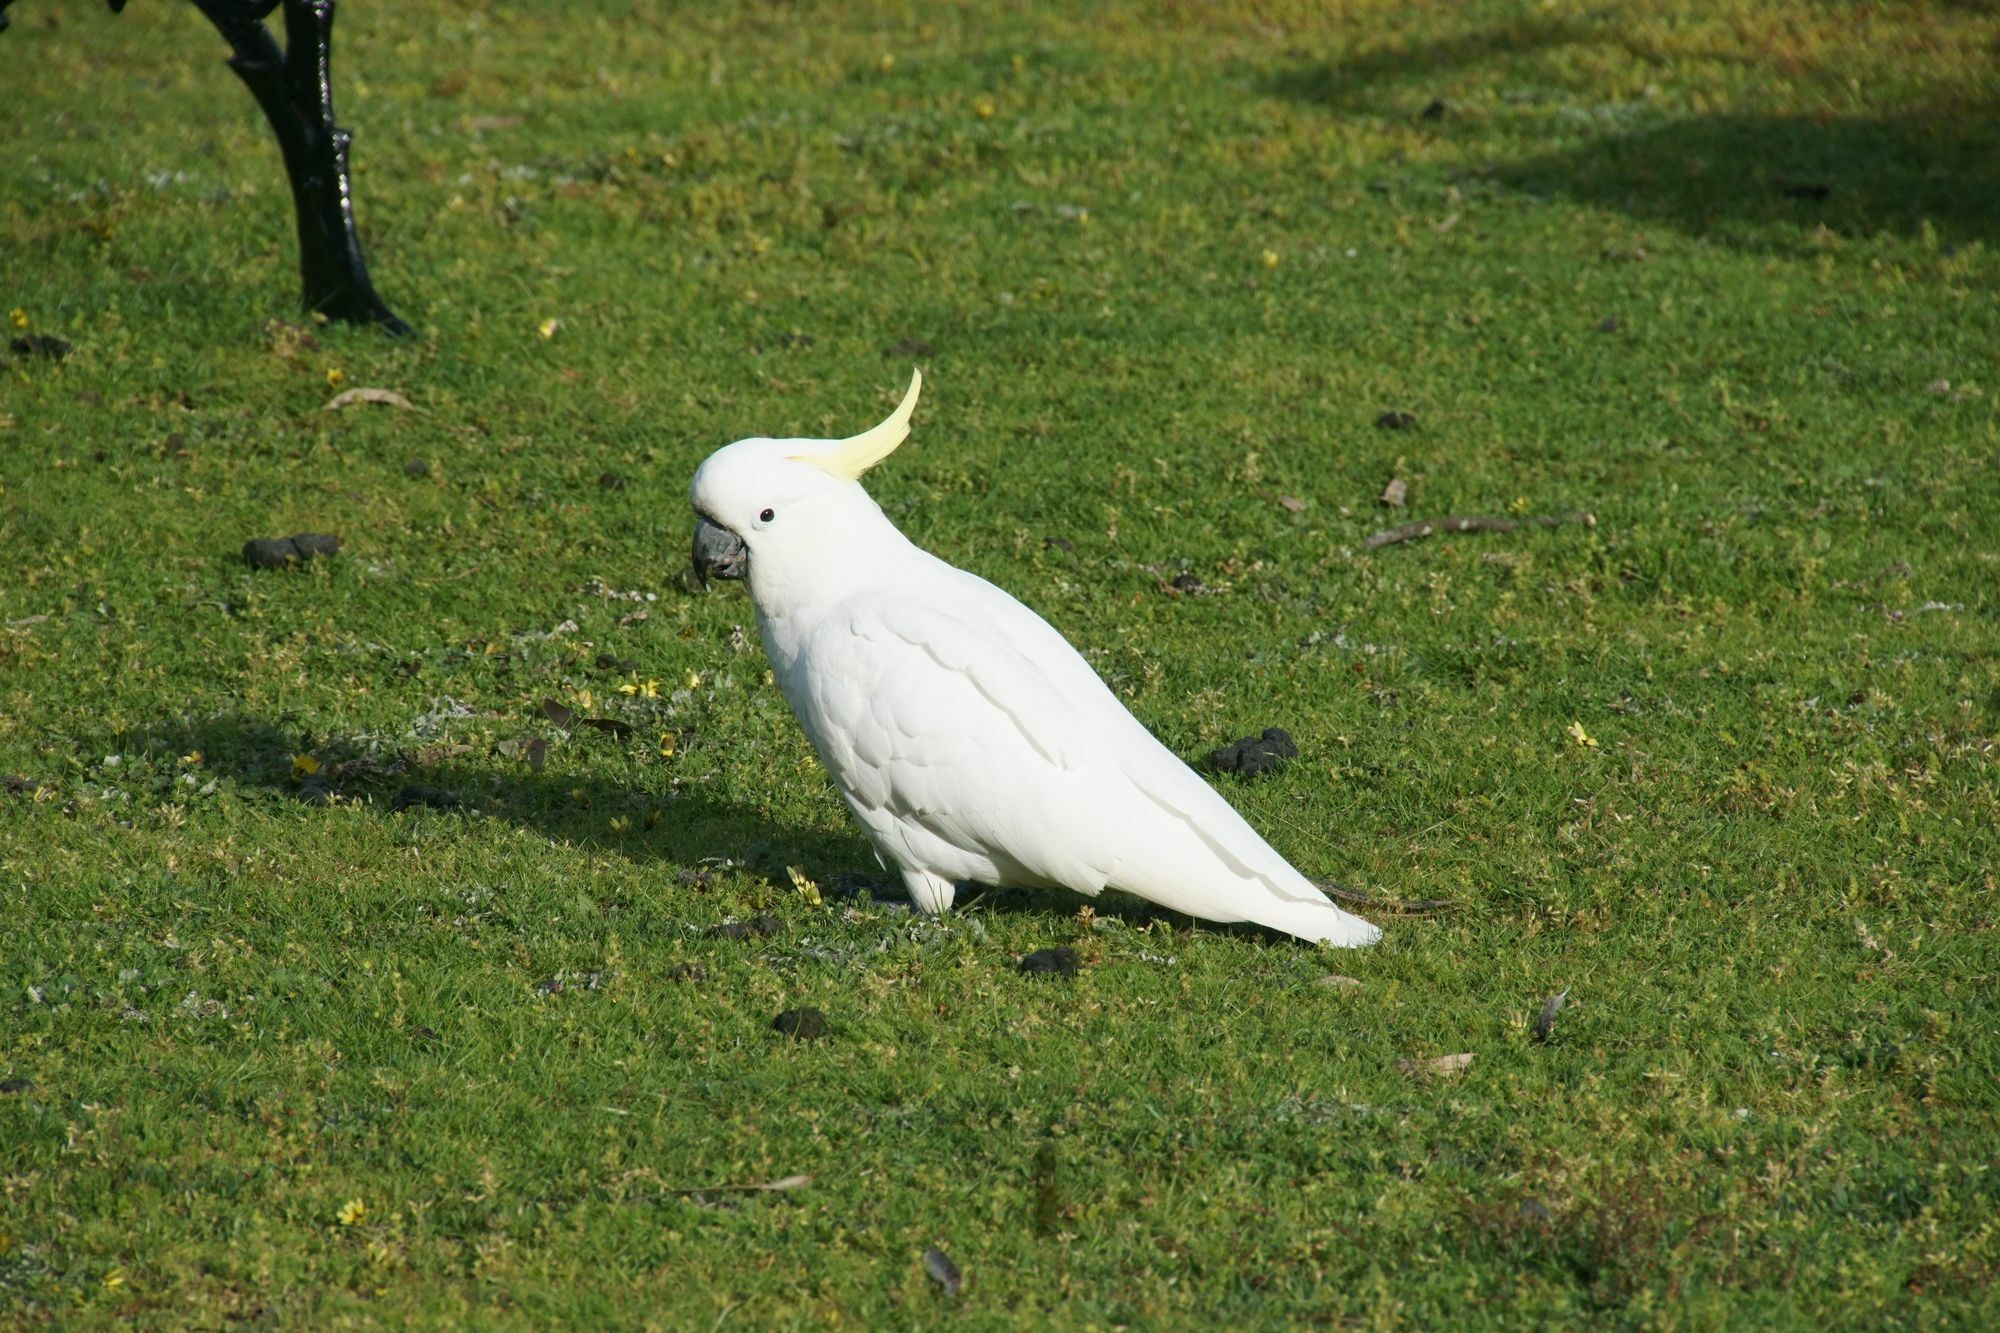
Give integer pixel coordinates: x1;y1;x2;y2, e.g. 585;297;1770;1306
689;372;1381;947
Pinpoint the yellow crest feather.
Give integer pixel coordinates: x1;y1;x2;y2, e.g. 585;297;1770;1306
794;369;922;480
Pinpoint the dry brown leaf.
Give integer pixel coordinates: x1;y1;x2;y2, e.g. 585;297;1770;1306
412;743;474;767
1396;1051;1473;1077
324;387;420;412
1379;477;1408;508
1278;494;1307;513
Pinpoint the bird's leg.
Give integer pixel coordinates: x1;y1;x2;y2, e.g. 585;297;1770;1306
900;869;957;916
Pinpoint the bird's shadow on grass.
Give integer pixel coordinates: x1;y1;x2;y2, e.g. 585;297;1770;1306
112;710;862;880
1263;16;1999;252
103;711;1251;937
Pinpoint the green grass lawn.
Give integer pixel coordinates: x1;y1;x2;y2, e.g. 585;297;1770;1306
4;0;1998;1324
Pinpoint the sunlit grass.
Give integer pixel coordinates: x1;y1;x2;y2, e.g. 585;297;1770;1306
3;1;1996;1325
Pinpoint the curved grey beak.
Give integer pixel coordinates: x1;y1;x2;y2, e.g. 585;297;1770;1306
691;516;748;587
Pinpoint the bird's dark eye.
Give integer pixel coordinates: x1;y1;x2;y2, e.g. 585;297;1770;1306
758;507;776;524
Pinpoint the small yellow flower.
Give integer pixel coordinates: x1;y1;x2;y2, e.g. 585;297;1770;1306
972;95;996;119
576;689;594;710
325;367;345;388
640;678;659;699
1261;249;1280;269
609;815;632;834
1566;721;1599;749
537;317;562;340
102;1269;125;1291
658;732;676;759
291;754;321;780
786;864;822;905
683;670;702;690
337;1199;366;1227
7;308;26;330
1508;496;1529;514
618;681;637;696
877;53;895;73
181;751;203;766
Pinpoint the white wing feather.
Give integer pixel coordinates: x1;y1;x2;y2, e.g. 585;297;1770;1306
789;564;1379;946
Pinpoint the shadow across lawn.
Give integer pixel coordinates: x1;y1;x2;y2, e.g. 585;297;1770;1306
93;710;1238;936
1262;16;1998;253
106;709;865;877
1499;106;2000;252
1261;15;1595;113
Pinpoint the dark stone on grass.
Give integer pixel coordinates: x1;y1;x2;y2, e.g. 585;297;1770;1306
1420;98;1449;121
1042;536;1074;552
390;785;459;812
922;1245;963;1296
243;533;341;569
579;717;634;738
598;471;628;491
706;914;784;941
1169;572;1205;594
10;334;71;360
1781;180;1831;201
1018;946;1079;978
772;1006;828;1040
294;779;335;806
1375;410;1417;431
244;537;303;568
1598;316;1621;333
666;963;707;984
1207;727;1298;778
594;652;639;674
0;1077;32;1094
403;458;430;478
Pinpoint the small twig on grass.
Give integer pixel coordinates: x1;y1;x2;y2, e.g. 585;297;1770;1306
660;1174;812;1195
1317;881;1456;915
1363;511;1596;550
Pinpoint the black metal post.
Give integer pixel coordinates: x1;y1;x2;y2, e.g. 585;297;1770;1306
194;0;410;334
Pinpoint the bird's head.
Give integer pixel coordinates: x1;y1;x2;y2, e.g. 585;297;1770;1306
689;370;922;604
